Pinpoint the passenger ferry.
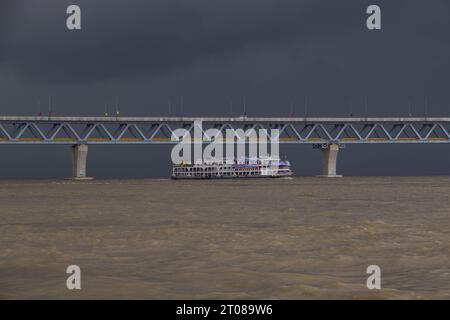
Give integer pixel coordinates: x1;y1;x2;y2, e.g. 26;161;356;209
172;157;293;179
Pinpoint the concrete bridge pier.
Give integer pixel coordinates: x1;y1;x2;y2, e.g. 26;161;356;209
318;144;343;178
71;144;92;180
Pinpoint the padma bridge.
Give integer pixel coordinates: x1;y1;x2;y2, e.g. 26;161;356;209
1;115;450;179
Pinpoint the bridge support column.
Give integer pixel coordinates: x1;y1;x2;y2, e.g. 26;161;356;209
318;144;343;178
71;144;92;180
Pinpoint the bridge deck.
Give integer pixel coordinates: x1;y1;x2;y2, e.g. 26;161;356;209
1;116;450;123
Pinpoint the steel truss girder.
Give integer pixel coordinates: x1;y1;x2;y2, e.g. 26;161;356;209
0;118;449;144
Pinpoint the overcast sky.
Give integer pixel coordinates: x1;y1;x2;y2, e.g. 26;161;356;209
1;0;450;178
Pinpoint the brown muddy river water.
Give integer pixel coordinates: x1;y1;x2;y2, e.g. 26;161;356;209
0;177;449;299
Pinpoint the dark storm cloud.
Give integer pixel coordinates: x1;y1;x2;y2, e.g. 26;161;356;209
1;0;372;83
0;0;447;90
0;0;15;24
1;0;449;111
0;1;16;46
